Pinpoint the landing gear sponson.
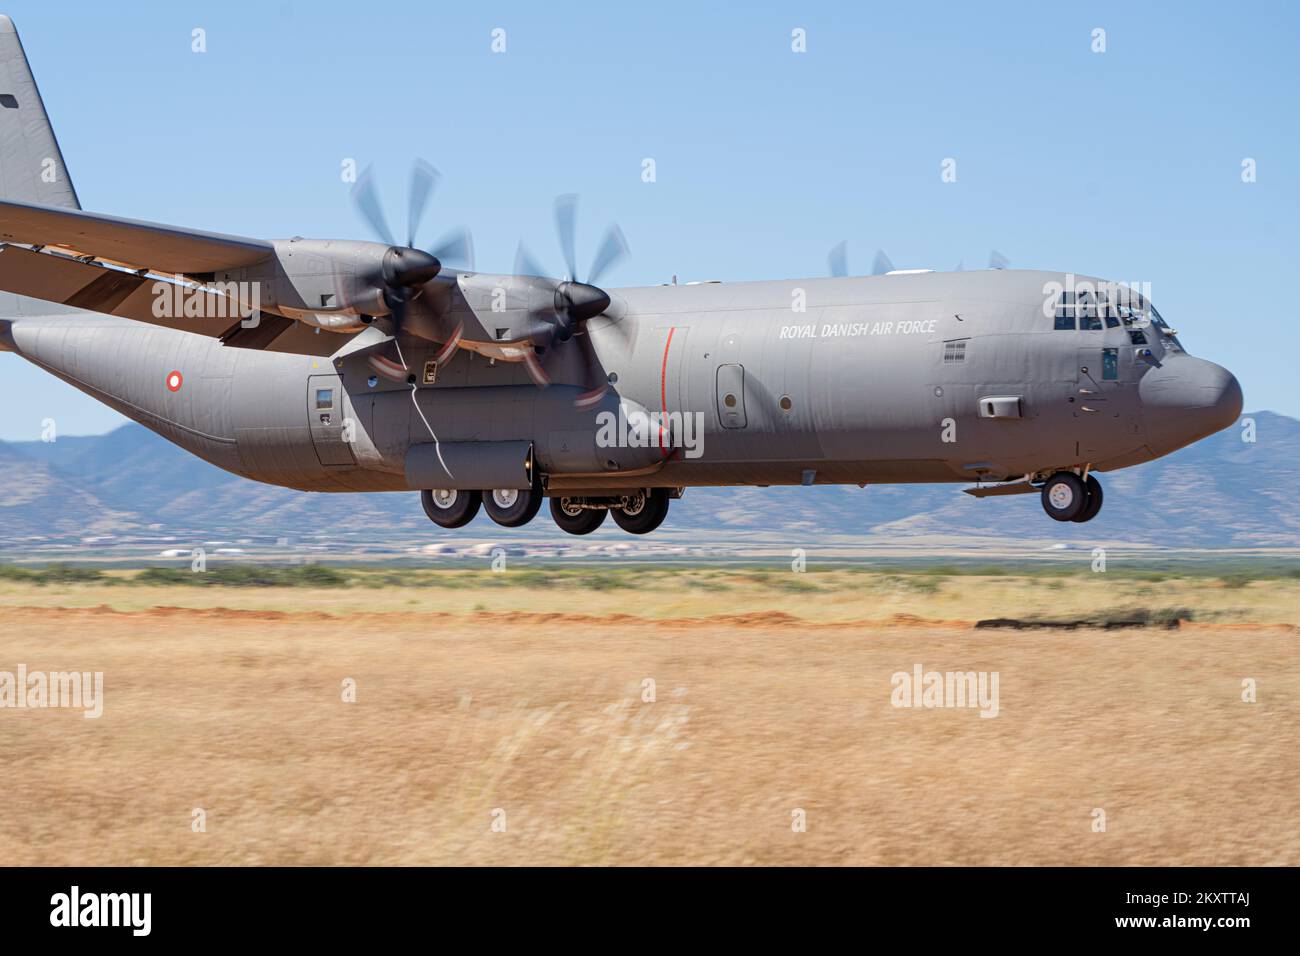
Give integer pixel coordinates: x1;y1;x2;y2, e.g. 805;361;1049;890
422;487;679;534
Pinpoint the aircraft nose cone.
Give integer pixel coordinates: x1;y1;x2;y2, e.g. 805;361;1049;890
1139;355;1243;454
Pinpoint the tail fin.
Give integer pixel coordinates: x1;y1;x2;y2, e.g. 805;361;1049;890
0;15;78;209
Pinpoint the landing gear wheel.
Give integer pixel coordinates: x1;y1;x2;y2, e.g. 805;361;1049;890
421;488;481;529
1040;472;1087;522
549;497;607;535
482;484;543;528
1071;474;1104;523
610;489;670;534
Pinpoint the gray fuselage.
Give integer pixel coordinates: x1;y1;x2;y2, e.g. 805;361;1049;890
0;267;1242;499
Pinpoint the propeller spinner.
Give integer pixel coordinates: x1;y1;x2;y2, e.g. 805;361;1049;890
513;194;630;400
350;160;474;327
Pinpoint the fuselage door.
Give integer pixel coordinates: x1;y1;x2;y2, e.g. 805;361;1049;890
716;363;747;429
308;373;356;466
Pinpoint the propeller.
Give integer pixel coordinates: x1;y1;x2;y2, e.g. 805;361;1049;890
516;194;628;339
828;243;909;277
351;160;475;329
514;194;630;402
827;241;849;278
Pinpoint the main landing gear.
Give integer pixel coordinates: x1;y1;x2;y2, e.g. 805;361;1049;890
421;486;675;534
609;489;670;534
549;497;607;535
550;489;673;535
421;480;543;529
482;486;543;528
421;488;481;528
1040;471;1104;523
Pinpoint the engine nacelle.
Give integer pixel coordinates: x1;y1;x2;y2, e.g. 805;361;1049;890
210;238;397;332
450;272;562;349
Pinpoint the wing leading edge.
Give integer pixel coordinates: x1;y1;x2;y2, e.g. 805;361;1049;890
0;198;273;274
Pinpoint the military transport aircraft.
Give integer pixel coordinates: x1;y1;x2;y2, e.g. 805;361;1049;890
0;16;1242;535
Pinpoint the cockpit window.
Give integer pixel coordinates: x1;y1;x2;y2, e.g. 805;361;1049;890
1054;291;1076;330
1050;295;1071;329
1051;284;1183;350
1053;288;1106;329
1148;306;1184;351
1078;292;1104;330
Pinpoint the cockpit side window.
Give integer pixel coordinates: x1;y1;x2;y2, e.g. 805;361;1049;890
1097;292;1120;327
1078;291;1104;331
1053;291;1076;330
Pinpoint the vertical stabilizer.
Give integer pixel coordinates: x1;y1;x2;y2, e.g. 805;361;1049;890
0;15;78;209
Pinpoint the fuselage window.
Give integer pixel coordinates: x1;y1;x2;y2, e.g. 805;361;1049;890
315;388;334;409
1128;329;1148;345
1102;348;1118;380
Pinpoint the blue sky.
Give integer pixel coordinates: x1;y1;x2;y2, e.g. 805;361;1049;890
1;0;1295;438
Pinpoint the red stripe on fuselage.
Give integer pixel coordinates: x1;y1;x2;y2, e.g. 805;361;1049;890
659;327;676;456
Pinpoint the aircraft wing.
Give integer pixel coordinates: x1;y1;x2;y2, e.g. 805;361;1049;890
0;198;272;273
0;202;364;356
0;242;348;357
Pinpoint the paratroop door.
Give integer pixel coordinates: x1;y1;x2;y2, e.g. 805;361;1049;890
307;373;356;466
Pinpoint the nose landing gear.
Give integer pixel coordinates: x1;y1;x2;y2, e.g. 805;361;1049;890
1073;474;1104;523
1040;471;1104;523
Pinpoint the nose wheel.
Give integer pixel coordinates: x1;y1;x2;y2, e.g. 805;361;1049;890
1040;472;1104;523
1073;474;1104;523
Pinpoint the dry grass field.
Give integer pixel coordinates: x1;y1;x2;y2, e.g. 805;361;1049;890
0;566;1296;865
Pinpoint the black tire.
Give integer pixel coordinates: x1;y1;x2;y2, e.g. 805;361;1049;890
1040;472;1087;522
610;489;670;534
1071;474;1104;523
482;485;543;528
421;488;481;529
549;497;607;535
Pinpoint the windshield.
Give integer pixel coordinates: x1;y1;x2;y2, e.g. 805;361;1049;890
1051;283;1184;351
1147;305;1184;351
